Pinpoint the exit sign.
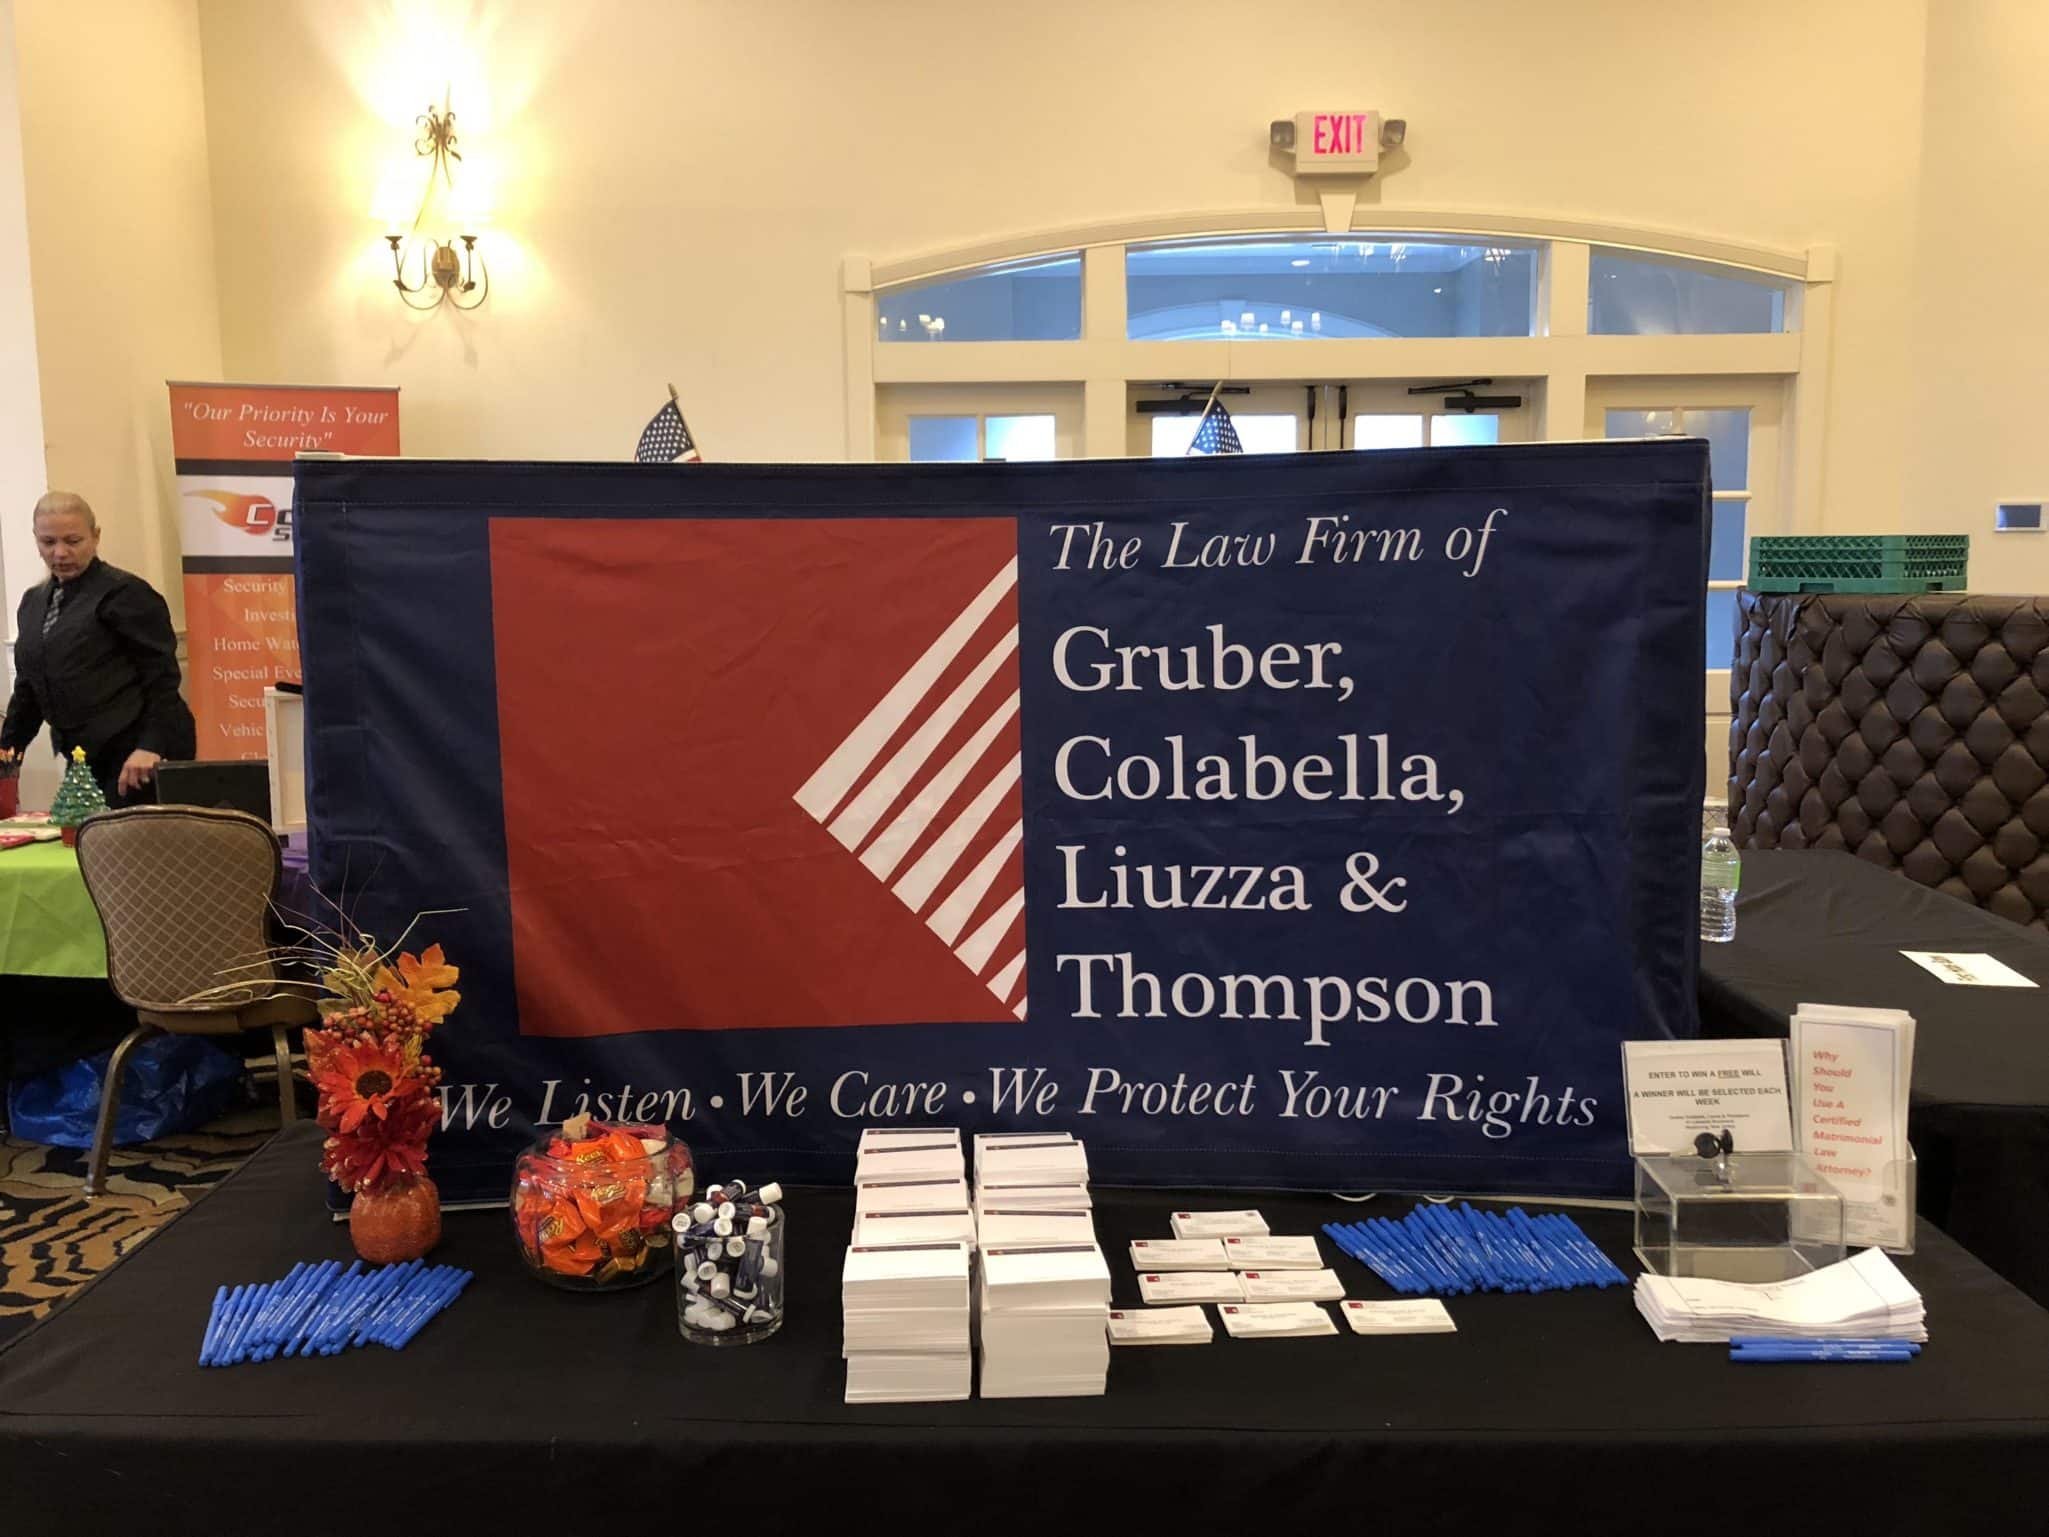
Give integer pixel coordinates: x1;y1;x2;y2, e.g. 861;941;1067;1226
1293;110;1382;174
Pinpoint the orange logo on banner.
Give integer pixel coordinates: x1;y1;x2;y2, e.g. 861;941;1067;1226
194;490;280;536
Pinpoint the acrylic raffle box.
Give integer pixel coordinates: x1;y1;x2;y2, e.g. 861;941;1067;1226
1634;1150;1846;1283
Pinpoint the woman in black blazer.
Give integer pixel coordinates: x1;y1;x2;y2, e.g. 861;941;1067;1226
0;492;196;806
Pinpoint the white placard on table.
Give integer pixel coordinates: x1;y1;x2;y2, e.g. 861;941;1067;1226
1899;950;2039;988
1620;1039;1794;1157
1791;1004;1914;1250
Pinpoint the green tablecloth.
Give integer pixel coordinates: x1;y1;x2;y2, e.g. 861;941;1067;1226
0;841;108;978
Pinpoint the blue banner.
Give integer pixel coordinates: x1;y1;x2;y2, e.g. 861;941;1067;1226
296;441;1706;1202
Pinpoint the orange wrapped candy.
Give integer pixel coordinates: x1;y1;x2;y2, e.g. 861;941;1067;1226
510;1121;694;1291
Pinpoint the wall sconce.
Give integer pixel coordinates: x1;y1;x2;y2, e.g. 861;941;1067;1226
386;94;488;311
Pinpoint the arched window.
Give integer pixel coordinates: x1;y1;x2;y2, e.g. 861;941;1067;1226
845;214;1830;791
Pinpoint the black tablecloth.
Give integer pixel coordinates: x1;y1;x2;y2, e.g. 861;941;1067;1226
4;1124;2048;1535
1700;849;2049;1303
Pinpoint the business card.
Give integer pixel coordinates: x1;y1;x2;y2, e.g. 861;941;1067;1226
1238;1268;1345;1302
1169;1209;1269;1239
1138;1270;1245;1305
1341;1299;1457;1335
1220;1235;1323;1270
1128;1238;1229;1271
1217;1302;1337;1339
1107;1306;1213;1345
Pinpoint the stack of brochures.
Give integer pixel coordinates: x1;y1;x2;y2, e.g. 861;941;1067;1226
841;1239;973;1403
1634;1247;1927;1344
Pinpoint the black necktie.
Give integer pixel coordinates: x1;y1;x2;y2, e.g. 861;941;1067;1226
42;582;62;635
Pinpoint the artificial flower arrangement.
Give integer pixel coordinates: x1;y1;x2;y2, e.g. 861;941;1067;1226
193;906;462;1262
304;939;460;1210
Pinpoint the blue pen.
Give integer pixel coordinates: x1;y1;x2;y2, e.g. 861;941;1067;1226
395;1270;471;1348
259;1264;314;1356
1341;1222;1407;1291
211;1285;253;1367
351;1261;419;1347
283;1264;341;1357
348;1262;415;1349
288;1262;345;1352
1379;1215;1444;1292
1532;1215;1588;1286
400;1268;467;1339
199;1285;231;1366
386;1271;457;1348
1357;1221;1419;1292
376;1270;445;1348
201;1285;240;1367
311;1262;366;1353
1732;1346;1916;1362
220;1282;266;1365
1728;1336;1920;1352
368;1266;436;1346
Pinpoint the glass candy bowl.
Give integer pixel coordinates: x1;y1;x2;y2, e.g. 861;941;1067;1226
510;1123;694;1291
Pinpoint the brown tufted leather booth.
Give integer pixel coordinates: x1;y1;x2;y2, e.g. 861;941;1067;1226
1728;590;2049;931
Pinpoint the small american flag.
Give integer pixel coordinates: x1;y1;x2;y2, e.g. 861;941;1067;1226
1187;398;1243;456
635;395;702;463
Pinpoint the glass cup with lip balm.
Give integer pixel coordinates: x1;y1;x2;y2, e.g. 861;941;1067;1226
674;1178;787;1345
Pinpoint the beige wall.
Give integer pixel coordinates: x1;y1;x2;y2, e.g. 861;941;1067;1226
187;0;1926;522
12;0;223;625
18;0;2047;599
1909;0;2049;591
0;0;46;630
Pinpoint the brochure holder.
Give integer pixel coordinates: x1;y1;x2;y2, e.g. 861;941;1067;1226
1866;1145;1918;1256
1634;1149;1846;1283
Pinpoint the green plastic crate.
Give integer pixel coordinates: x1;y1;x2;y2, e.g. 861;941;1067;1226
1747;534;1968;594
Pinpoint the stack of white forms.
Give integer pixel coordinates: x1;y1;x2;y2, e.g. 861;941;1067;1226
1634;1248;1927;1344
980;1242;1112;1397
976;1207;1097;1248
842;1240;973;1403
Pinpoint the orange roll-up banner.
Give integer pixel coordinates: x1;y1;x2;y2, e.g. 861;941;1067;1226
168;382;400;756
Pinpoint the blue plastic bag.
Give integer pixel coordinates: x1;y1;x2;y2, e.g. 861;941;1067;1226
7;1034;243;1147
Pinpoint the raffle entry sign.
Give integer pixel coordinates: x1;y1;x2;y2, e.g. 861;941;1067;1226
168;382;399;755
295;443;1708;1200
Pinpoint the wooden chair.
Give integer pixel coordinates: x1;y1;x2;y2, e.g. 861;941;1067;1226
71;806;314;1196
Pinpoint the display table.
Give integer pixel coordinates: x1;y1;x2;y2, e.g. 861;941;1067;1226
0;842;106;978
1700;848;2049;1304
4;1123;2047;1535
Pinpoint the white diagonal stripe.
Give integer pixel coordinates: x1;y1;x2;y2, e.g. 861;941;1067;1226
989;949;1026;1000
903;745;1018;911
955;888;1024;975
924;819;1022;944
793;558;1017;820
828;627;1017;851
861;692;1019;880
1013;999;1027;1020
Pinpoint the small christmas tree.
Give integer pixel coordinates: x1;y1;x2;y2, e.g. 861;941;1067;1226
52;745;108;845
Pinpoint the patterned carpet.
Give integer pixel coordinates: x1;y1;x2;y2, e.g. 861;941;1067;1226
0;1105;277;1348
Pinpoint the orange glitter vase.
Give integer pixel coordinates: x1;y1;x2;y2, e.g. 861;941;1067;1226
349;1174;443;1263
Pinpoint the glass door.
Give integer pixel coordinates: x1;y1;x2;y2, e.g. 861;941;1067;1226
878;384;1080;462
1586;378;1787;801
1342;380;1537;450
1129;383;1317;456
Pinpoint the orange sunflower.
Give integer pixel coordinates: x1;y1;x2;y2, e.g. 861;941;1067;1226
314;1039;431;1135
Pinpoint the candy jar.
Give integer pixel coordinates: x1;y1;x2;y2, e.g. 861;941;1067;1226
510;1119;694;1290
675;1179;787;1345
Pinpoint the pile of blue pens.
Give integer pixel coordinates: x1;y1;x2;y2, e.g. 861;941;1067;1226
1728;1337;1920;1363
199;1259;473;1367
1323;1203;1629;1295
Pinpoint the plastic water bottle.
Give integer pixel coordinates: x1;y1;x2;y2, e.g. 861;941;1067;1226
1700;806;1738;943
